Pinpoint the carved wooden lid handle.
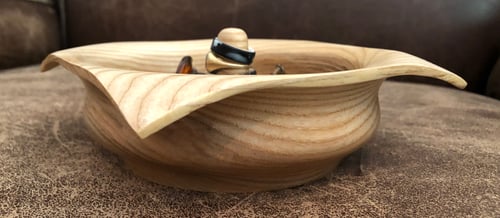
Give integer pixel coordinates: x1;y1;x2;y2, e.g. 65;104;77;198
205;27;256;74
217;27;249;50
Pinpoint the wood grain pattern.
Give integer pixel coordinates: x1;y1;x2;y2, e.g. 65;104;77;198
41;39;466;192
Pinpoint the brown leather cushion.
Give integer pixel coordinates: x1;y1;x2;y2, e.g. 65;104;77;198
487;57;500;99
0;0;60;70
1;66;499;216
63;0;500;95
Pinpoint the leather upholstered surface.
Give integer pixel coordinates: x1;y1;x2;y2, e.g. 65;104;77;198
1;66;499;217
0;0;59;70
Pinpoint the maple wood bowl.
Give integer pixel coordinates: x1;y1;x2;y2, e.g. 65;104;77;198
41;39;466;192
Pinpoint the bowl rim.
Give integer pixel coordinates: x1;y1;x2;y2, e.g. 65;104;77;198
41;39;466;138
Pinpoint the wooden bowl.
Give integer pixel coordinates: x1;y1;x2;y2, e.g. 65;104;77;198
41;39;466;192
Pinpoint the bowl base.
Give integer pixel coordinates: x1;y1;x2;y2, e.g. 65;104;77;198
121;155;342;192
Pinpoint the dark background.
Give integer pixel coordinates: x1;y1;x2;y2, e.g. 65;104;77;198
1;0;499;98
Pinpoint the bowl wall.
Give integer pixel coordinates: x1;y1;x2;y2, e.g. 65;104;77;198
82;79;382;192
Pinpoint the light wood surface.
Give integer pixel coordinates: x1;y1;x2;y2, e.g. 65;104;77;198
205;52;250;72
41;39;466;192
217;27;249;50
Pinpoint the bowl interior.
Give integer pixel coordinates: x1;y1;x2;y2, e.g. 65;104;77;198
70;40;362;75
210;49;360;75
203;43;362;75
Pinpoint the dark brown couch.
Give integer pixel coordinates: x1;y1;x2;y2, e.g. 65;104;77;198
1;0;499;216
2;0;500;98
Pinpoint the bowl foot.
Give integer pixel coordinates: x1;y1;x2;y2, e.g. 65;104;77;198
121;156;342;193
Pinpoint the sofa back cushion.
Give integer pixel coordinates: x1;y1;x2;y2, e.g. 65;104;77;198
62;0;498;96
0;0;60;70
